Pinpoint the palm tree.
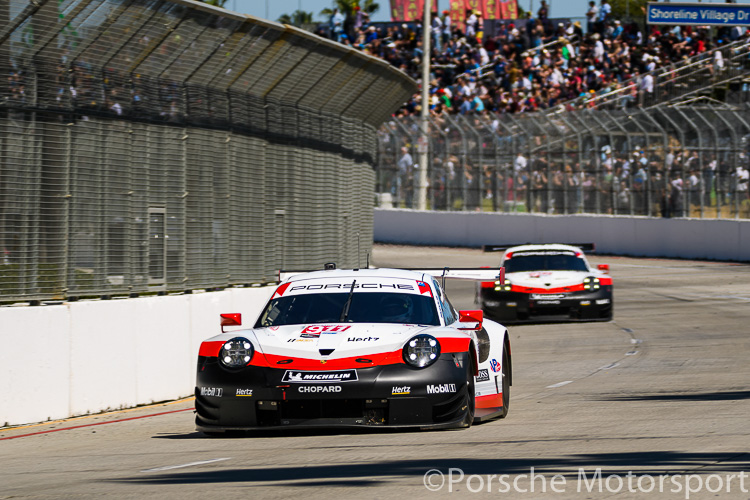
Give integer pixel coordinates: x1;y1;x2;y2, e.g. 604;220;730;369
278;10;315;27
320;0;379;21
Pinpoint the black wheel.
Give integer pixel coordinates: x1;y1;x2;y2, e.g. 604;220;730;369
462;367;476;428
498;349;510;418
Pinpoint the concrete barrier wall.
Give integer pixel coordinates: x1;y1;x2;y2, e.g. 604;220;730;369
374;209;750;262
0;287;274;427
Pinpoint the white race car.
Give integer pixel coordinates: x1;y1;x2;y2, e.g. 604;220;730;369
195;266;511;432
479;243;613;323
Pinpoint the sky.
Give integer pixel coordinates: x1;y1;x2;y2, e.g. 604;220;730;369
228;0;590;24
228;0;746;25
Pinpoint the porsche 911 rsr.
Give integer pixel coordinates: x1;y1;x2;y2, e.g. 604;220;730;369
478;244;613;323
195;267;511;433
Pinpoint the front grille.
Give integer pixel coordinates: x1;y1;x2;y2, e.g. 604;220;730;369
281;399;366;420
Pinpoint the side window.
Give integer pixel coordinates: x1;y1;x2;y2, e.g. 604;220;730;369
433;279;456;324
444;296;458;324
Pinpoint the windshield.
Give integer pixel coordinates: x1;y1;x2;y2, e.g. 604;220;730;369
504;252;589;273
255;292;441;327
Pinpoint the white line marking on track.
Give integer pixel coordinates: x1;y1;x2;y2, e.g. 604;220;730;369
141;458;231;473
547;381;573;388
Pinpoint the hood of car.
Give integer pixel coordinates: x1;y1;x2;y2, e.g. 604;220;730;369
211;323;438;360
507;270;591;289
259;323;428;355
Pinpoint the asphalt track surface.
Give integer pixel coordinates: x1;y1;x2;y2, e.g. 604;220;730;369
2;244;750;499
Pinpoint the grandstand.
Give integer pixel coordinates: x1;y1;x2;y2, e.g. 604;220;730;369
373;13;750;221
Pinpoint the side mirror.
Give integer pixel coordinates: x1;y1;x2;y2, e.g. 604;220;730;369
458;310;483;331
597;264;610;274
220;313;242;333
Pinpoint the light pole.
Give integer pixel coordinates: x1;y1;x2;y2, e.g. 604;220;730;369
417;0;432;210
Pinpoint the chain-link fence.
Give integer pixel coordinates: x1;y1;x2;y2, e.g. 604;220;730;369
377;105;750;219
0;0;416;303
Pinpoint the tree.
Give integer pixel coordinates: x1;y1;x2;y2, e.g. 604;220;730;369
320;0;380;21
608;0;647;24
278;10;315;27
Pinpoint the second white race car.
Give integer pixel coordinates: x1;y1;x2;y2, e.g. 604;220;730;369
478;243;613;323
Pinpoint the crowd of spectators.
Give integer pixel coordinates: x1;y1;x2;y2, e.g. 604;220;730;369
323;0;750;116
385;139;750;216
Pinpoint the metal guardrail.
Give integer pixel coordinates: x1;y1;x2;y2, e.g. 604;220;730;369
377;105;750;220
0;0;417;303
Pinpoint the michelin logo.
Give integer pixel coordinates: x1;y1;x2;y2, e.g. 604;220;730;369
426;383;457;394
282;370;358;383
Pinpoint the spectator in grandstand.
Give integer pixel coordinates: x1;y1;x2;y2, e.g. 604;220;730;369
330;8;345;42
441;11;452;46
669;178;685;217
514;151;528;173
717;158;731;205
598;0;611;33
736;163;749;201
611;20;623;39
688;169;701;208
704;154;717;204
586;1;598;34
396;146;414;207
465;10;481;44
432;12;443;52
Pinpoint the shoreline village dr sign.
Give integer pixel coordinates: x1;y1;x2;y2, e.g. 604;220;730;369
647;2;750;26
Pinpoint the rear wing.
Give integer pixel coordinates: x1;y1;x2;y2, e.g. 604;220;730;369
279;267;504;283
483;243;596;253
405;267;504;282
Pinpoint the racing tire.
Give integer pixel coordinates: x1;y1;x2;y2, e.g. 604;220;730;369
461;368;476;428
498;349;510;419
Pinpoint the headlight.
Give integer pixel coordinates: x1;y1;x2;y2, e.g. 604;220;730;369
583;277;601;291
219;337;254;369
403;334;441;368
495;279;512;292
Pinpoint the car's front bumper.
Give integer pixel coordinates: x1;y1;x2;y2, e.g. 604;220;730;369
480;287;613;322
195;353;472;432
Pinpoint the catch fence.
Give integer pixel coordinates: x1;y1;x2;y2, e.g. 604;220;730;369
378;105;750;220
0;0;416;303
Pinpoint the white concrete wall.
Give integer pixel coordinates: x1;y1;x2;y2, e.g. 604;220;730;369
0;287;274;427
374;209;750;262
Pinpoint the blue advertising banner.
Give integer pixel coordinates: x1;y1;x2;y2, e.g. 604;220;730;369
647;2;750;26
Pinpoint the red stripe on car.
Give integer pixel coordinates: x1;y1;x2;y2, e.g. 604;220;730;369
476;393;503;408
510;284;586;294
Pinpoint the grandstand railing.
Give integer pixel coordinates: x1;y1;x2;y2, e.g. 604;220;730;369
551;36;750;112
377;106;750;220
0;0;416;304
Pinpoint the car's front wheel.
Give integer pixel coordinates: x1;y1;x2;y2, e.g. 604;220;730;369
461;368;476;428
499;349;510;418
